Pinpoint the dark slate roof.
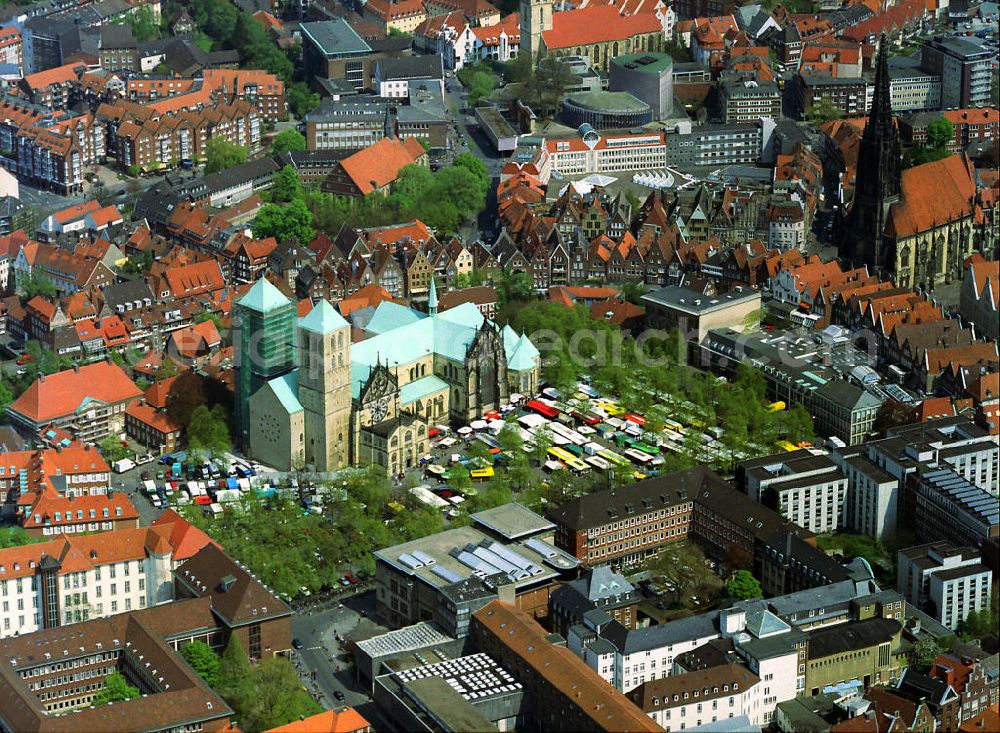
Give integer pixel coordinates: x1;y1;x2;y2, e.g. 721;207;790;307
175;156;279;200
99;24;136;49
101;279;155;311
176;543;291;627
376;54;443;82
546;466;723;532
807;617;901;659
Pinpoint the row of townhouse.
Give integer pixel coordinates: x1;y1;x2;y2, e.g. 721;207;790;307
100;99;261;173
0;96;104;194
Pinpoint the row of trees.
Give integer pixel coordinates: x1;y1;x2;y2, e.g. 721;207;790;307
182;465;446;596
181;638;321;731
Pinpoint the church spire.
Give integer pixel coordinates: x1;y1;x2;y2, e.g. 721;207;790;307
428;277;438;316
839;33;901;274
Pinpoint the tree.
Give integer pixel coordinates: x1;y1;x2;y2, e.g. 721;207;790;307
726;570;763;600
18;270;57;299
187;404;231;458
807;98;843;123
253;199;314;243
181;641;221;687
286;81;320;118
92;672;140;706
99;435;131;463
270;129;306;155
270;165;302;204
241;657;322;731
204;137;248;174
453;152;489;193
647;542;719;608
909;636;941;673
124;4;159;41
0;526;45;548
468;70;497;106
926;117;955;149
216;635;253;707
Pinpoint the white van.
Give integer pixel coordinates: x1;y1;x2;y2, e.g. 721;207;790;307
113;458;136;473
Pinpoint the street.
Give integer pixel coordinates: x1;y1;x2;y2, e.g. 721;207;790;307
289;590;384;710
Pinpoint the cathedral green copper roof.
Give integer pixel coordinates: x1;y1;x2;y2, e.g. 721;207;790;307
236;277;292;313
265;371;302;414
299;299;349;334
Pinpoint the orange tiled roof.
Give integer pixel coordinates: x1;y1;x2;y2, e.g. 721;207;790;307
23;62;83;90
52;200;102;224
542;5;661;49
264;708;370;733
125;401;183;435
339;137;426;195
8;362;142;425
22;490;138;529
886;155;977;238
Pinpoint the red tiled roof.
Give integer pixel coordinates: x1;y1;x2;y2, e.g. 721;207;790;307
886;155;977;238
125;401;183;435
542;5;661;49
23;62;84;90
22;490;138;529
339;137;426;195
52;199;102;224
264;708;371;733
8;362;142;425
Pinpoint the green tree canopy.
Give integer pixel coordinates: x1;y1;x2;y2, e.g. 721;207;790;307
270;129;307;155
216;634;253;706
240;657;322;731
204;137;248;174
92;672;140;706
286;82;320;118
0;526;45;548
807;98;843;123
187;404;231;458
270;165;302;203
18;270;57;299
252;199;315;243
181;641;221;687
726;570;763;600
926;117;955;149
99;435;131;463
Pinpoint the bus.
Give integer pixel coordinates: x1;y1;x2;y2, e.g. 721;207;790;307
586;455;611;471
525;399;559;419
635;441;659;456
547;447;590;475
664;419;685;434
623;448;654;466
598;449;631;468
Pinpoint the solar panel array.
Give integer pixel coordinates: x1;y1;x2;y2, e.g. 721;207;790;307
924;468;1000;525
394;653;523;701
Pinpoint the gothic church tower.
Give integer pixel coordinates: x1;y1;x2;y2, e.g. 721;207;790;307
520;0;553;58
840;33;901;274
297;300;352;471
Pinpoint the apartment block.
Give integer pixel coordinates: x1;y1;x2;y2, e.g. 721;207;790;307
0;514;211;637
920;35;994;108
898;542;993;630
628;664;764;730
737;450;848;534
719;79;782;123
906;468;1000;550
546;469;698;568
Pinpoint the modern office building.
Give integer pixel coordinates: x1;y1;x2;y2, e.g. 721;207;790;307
897;542;993;630
737;450;849;534
609;53;674;120
920;35;994;108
